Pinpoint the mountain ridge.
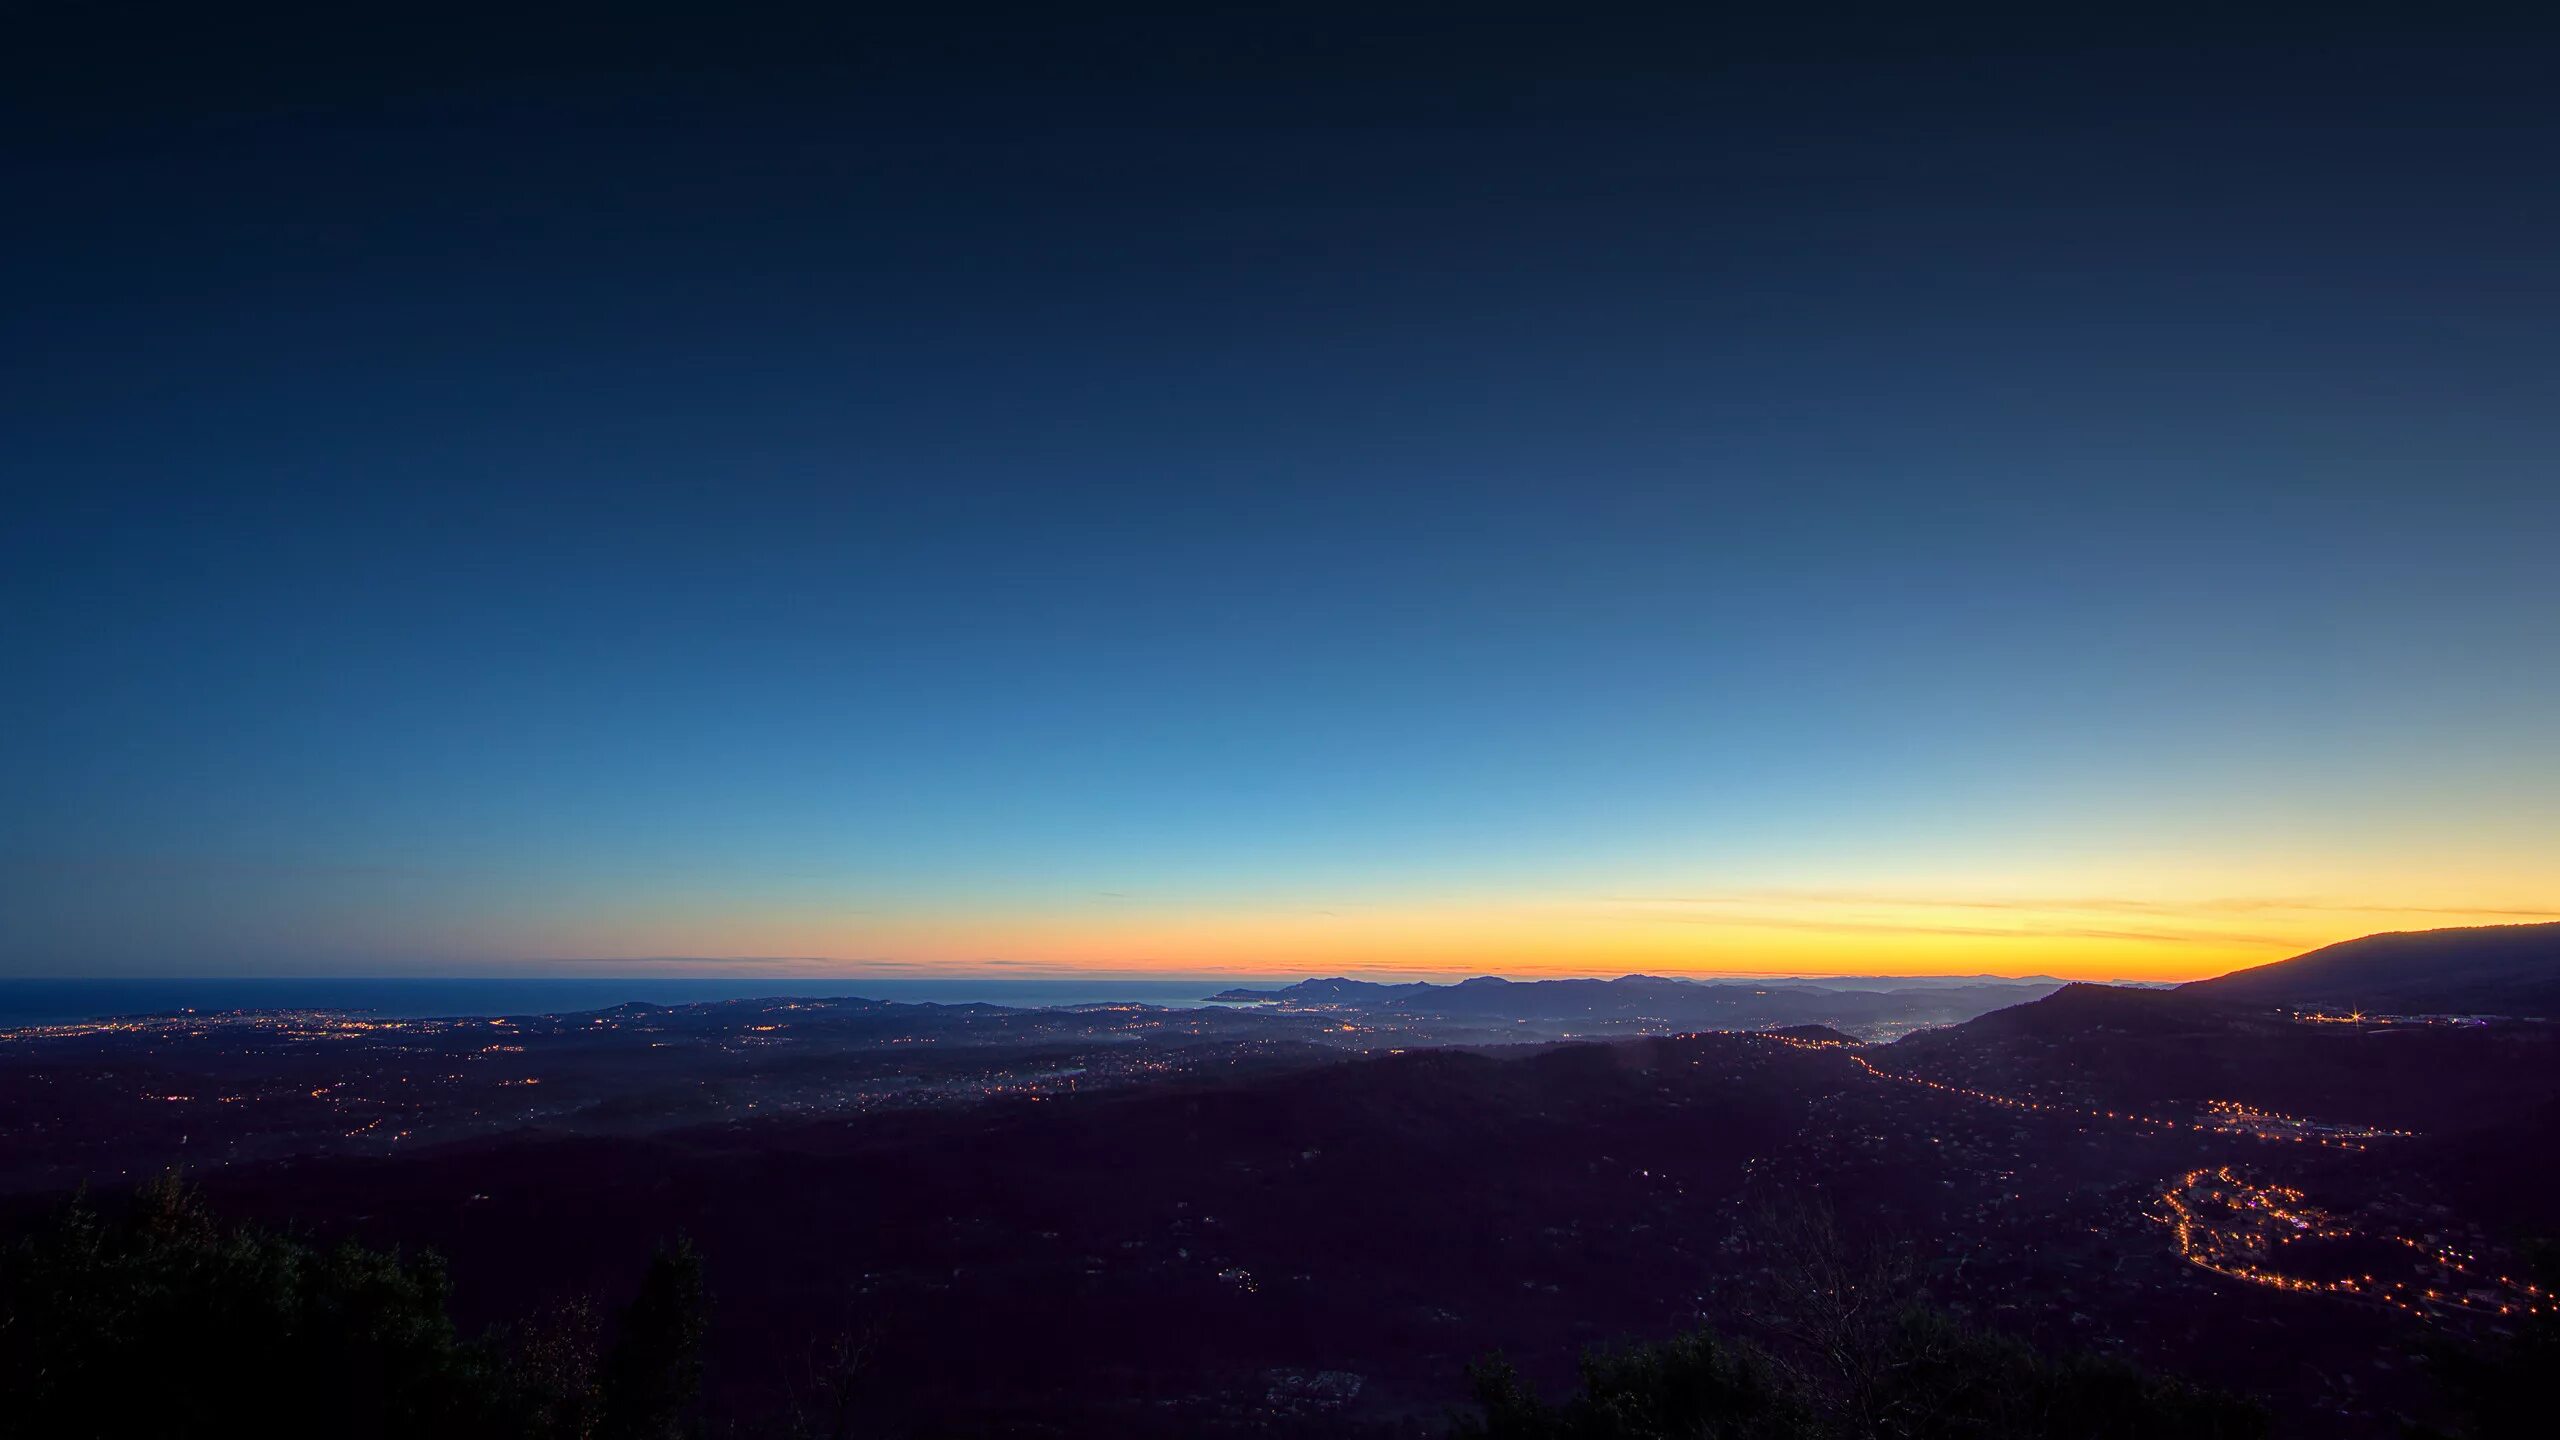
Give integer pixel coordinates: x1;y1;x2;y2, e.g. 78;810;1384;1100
2179;920;2560;1016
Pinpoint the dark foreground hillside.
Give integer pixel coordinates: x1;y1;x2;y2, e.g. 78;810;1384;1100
10;979;2556;1437
95;1016;2533;1437
4;1174;2308;1440
197;1039;1819;1433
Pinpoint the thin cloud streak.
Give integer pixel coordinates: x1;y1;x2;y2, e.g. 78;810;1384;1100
1612;892;2560;920
523;954;1320;980
1637;913;2303;948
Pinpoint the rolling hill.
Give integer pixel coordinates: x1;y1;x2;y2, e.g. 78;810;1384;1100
2179;921;2560;1016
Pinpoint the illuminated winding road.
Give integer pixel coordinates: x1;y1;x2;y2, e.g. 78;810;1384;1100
1748;1032;2552;1324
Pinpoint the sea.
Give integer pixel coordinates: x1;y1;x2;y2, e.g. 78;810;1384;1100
0;977;1267;1028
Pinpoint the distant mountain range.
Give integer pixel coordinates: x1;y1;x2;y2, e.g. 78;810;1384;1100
1205;972;2061;1036
1205;921;2560;1032
2178;920;2560;1016
1208;973;2068;1004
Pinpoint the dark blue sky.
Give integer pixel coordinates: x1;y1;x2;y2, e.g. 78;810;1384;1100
6;3;2556;978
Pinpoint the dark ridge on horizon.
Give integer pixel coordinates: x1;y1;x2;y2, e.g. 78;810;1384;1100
2179;920;2560;1016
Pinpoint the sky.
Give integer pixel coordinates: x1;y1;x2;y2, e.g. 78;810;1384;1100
5;3;2556;982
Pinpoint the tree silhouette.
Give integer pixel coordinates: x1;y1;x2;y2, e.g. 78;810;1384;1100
598;1239;709;1440
0;1176;703;1440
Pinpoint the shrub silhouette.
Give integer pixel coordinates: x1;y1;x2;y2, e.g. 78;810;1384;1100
1453;1309;2264;1440
1455;1200;2264;1440
1460;1328;1816;1439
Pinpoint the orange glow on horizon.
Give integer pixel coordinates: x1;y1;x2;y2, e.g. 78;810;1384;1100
509;889;2560;985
